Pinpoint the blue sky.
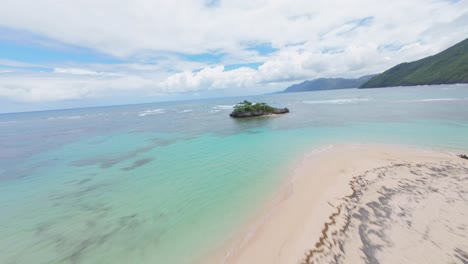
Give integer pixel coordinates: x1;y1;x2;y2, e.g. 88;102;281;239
0;0;467;113
0;28;122;64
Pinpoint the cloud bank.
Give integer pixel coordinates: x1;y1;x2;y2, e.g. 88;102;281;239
0;0;467;109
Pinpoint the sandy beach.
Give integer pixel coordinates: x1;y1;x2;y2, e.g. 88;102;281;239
207;144;468;264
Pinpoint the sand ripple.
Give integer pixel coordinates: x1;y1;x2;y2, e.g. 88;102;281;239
304;161;468;264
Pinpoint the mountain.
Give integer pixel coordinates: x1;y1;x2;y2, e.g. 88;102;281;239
361;38;468;88
283;75;376;93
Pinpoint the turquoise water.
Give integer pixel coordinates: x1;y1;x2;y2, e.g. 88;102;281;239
1;85;468;263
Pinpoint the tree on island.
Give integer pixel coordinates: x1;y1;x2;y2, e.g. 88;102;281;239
232;100;276;114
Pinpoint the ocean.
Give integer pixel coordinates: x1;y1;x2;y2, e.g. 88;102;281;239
1;84;468;263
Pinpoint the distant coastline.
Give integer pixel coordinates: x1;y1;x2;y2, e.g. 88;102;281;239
282;74;375;93
281;37;468;93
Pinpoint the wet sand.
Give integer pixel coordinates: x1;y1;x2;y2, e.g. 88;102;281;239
207;144;468;264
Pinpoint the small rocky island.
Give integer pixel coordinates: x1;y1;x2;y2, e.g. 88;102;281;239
229;100;289;118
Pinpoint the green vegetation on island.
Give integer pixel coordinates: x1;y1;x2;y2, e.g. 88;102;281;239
233;100;275;113
361;37;468;88
230;100;289;118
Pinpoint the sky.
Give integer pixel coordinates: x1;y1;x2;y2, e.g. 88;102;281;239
0;0;467;113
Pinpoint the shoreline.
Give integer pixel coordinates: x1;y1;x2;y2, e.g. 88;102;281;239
205;144;468;263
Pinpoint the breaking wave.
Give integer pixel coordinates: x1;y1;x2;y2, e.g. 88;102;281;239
302;98;372;105
210;105;234;113
138;109;166;117
396;98;468;103
46;115;84;120
213;105;234;110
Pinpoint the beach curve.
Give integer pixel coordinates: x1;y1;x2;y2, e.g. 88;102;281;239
207;144;468;264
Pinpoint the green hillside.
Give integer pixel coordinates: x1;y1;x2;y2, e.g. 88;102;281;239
283;75;375;93
361;38;468;88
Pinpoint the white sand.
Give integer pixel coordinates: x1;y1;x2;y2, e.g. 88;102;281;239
206;144;468;264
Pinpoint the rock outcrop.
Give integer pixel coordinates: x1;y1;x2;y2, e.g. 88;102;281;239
229;107;289;118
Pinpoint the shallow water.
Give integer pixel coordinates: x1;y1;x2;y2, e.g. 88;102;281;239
1;84;468;263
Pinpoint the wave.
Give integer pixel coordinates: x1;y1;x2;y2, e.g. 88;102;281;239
0;120;19;124
138;109;166;117
47;115;84;120
46;113;108;120
209;105;234;113
396;98;468;103
212;105;234;110
302;98;372;105
178;109;193;113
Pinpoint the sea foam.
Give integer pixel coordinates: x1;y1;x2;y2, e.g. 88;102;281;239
302;98;371;105
396;98;468;103
138;109;166;117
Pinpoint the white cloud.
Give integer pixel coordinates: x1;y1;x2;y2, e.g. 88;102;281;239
53;68;100;75
0;59;42;68
0;72;153;102
1;0;467;57
160;66;258;91
0;66;260;102
0;0;467;106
